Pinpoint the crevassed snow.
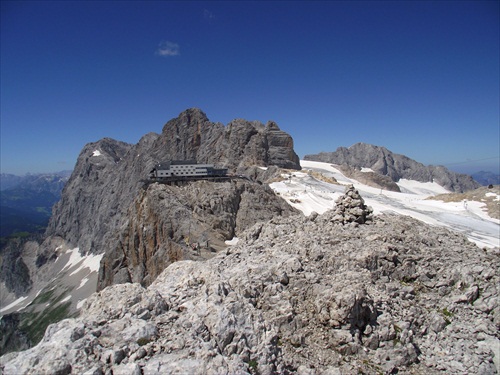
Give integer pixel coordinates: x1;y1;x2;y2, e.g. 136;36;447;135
271;160;500;249
271;174;341;216
397;179;450;195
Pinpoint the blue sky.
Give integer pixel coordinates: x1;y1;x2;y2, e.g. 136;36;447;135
1;1;499;175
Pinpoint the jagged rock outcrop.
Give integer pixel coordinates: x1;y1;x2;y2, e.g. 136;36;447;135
46;108;300;258
46;137;135;258
0;313;31;356
305;143;480;193
336;164;401;192
3;206;498;375
0;239;32;296
98;179;298;290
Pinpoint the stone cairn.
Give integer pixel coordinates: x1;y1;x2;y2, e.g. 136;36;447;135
332;184;373;224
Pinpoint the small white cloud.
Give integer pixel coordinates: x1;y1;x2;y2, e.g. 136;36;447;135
204;9;215;21
156;41;180;57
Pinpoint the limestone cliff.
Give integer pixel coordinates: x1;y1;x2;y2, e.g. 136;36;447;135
46;108;300;258
0;108;300;306
98;180;297;290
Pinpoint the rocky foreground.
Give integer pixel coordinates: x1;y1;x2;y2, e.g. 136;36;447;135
2;188;499;375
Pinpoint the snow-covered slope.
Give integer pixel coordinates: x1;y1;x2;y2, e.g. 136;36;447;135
0;248;102;316
271;160;499;249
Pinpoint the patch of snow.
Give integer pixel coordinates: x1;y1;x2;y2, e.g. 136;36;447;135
76;277;90;290
485;192;500;201
59;295;71;304
56;248;103;277
467;201;500;224
225;237;240;246
92;150;102;157
361;167;374;173
59;248;83;274
69;252;103;276
0;296;28;313
271;175;340;216
1;247;104;315
77;299;87;310
258;166;268;171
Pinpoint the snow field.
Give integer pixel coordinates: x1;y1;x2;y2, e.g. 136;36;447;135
270;160;499;249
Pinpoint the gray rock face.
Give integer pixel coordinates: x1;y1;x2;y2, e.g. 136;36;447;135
3;201;498;374
0;313;30;355
305;143;480;193
336;164;401;192
46;137;135;257
0;240;32;296
155;109;300;171
46;108;300;258
97;179;298;290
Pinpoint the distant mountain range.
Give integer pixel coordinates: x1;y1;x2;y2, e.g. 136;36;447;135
471;170;500;186
0;172;71;238
0;171;72;192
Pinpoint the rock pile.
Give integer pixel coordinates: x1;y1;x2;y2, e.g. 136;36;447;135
330;184;373;224
2;205;499;374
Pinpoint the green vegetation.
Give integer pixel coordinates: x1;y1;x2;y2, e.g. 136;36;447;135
0;187;59;238
440;307;453;326
137;337;152;346
19;301;72;345
31;289;56;304
248;359;259;374
18;288;74;345
441;307;453;318
360;359;384;375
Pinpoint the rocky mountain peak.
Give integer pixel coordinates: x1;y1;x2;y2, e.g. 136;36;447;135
305;142;480;193
45;109;301;255
265;120;280;131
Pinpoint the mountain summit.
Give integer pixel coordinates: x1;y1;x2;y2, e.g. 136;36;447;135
304;143;480;193
46;108;300;257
